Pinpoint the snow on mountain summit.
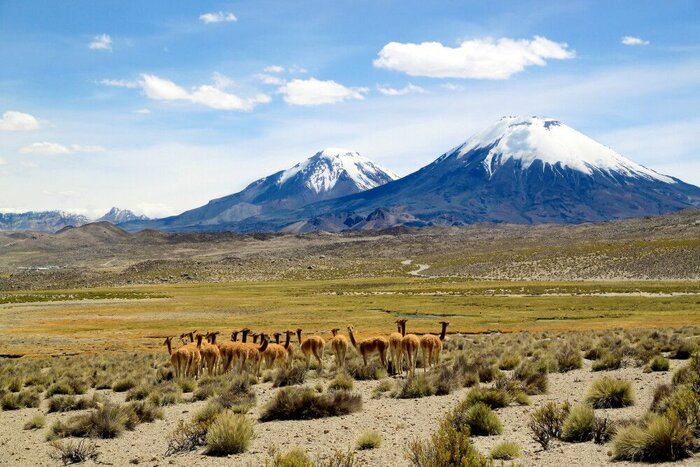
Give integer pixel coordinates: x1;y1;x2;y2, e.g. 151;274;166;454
277;148;399;194
454;116;674;183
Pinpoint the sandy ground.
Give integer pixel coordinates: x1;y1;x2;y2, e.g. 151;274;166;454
1;359;698;466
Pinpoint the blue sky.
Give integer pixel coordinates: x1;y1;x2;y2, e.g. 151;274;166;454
1;0;699;217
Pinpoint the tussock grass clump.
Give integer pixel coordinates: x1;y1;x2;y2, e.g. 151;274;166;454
216;377;256;414
406;418;493;467
112;378;137;392
165;419;209;455
128;401;164;423
46;378;88;397
268;447;313;466
50;402;134;439
556;345;583;372
24;414;46;430
561;404;596;442
393;374;435;399
260;387;362;421
498;353;521;370
528;401;570;450
328;373;354;391
669;338;696;359
647;355;670;372
586;377;634;409
347;360;387;381
591;351;622;371
48;394;100;413
489;441;521;460
463;387;510;409
49;439;98;464
452;402;503;436
205;410;254;456
1;389;40;410
612;415;693;462
274;367;307;387
356;431;382;450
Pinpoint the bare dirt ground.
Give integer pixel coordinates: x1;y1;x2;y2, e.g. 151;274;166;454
0;357;696;466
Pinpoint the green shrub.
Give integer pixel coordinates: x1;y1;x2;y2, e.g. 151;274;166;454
463;388;510;409
489;441;521;460
406;418;493;466
612;415;693;462
205;410;254;456
347;360;386;380
165;419;208;455
591;352;622;371
194;401;225;425
48;395;99;413
112;378;137;392
274;367;307;387
128;401;164;423
561;404;596;442
528;401;570;450
51;403;133;439
556;346;583;372
394;374;435;399
216;378;256;414
328;373;354;391
453;402;503;436
586;377;634;409
260;387;362;421
24;414;46;430
268;448;313;466
648;355;670;372
356;431;382;450
498;353;521;370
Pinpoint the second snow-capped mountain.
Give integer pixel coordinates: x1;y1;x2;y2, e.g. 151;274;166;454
123;148;398;231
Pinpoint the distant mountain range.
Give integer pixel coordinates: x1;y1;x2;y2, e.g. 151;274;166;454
122;116;700;233
0;208;147;233
5;116;700;233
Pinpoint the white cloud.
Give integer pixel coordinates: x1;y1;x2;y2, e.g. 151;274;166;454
377;83;425;96
0;111;40;131
264;65;284;73
19;142;105;156
622;36;650;46
279;78;368;106
199;12;237;24
211;72;234;90
441;83;465;91
89;34;112;51
100;79;138;88
134;108;151;114
140;74;270;111
374;36;574;79
256;73;285;85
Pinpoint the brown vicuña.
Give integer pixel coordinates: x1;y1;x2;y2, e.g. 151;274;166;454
388;320;404;375
347;325;388;368
419;321;449;371
329;328;349;369
398;319;419;377
296;328;325;371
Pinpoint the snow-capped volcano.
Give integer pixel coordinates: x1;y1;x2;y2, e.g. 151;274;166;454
120;149;397;231
98;207;148;224
450;116;673;183
277;148;399;194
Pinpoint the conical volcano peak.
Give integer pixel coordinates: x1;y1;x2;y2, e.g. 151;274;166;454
453;116;674;183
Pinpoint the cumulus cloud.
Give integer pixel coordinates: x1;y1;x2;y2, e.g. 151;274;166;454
373;36;574;79
0;111;40;131
256;73;285;85
140;74;270;111
279;78;368;106
89;34;112;51
264;65;285;73
211;72;234;90
100;78;138;88
19;142;105;156
377;83;425;96
134;108;151;114
199;12;237;23
622;36;650;46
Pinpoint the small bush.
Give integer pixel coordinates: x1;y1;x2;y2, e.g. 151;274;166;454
528;401;570;450
51;403;133;439
317;449;358;467
178;379;196;393
498;353;521;370
205;410;254;456
347;360;386;381
648;355;670;372
269;448;313;466
194;401;225;425
454;402;503;436
591;352;622;371
260;387;362;421
669;339;696;359
216;378;256;414
561;404;596;442
612;415;693;462
128;401;164;423
24;414;46;430
48;395;99;413
394;375;435;399
463;388;510;409
125;385;151;401
556;346;583;372
406;418;492;467
586;377;634;409
328;373;354;391
49;439;98;464
165;419;208;455
112;378;137;392
0;392;19;410
489;441;521;460
356;431;382;450
274;367;307;387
